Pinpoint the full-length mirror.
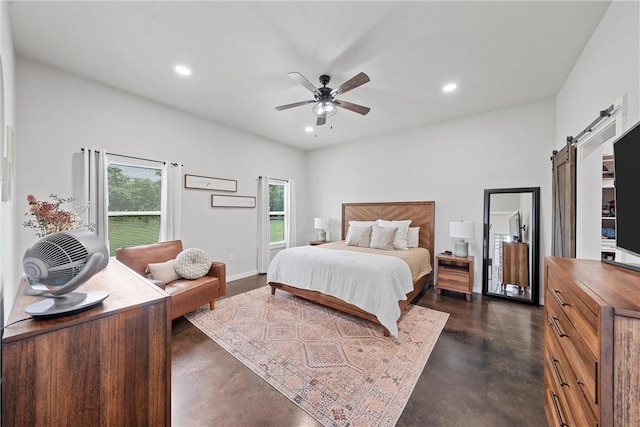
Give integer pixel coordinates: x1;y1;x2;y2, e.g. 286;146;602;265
482;187;540;305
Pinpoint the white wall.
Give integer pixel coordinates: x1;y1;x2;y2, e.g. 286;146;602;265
556;0;640;265
306;99;556;297
15;57;307;306
0;1;17;321
557;0;639;143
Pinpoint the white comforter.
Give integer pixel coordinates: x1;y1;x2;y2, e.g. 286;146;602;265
267;246;414;337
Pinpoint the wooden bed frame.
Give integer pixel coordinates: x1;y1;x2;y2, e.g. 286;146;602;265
269;201;436;336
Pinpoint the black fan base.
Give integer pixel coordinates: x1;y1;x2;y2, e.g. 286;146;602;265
25;290;109;317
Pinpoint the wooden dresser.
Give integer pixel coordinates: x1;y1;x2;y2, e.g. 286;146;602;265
2;259;171;426
544;257;640;427
502;241;529;289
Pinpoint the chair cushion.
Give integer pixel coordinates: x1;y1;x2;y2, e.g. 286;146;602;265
165;276;219;308
175;248;212;279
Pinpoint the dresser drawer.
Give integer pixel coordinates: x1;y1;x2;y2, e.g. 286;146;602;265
546;290;598;415
545;362;574;427
545;334;598;427
546;268;598;356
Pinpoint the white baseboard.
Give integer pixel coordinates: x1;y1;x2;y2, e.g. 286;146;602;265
227;269;259;283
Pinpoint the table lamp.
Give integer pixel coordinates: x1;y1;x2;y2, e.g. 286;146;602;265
449;220;475;257
314;217;329;241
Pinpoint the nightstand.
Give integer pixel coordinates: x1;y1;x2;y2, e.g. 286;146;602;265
435;253;474;301
309;240;327;246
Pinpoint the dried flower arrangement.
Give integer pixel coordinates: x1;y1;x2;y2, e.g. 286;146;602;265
23;194;92;237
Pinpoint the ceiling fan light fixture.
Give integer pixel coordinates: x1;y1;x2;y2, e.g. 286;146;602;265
275;72;369;126
312;101;337;118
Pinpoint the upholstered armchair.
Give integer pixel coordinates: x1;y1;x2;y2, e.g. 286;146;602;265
115;240;226;320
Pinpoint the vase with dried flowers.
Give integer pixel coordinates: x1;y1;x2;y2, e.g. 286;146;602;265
23;193;93;238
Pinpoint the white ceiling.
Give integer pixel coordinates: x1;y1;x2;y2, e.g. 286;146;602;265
9;1;610;151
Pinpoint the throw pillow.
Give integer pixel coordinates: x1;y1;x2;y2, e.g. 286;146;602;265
174;248;212;279
147;259;180;287
370;225;398;250
345;225;373;247
345;220;377;242
377;219;412;249
407;226;420;248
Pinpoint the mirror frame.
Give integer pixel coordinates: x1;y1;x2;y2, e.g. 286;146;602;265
482;187;540;305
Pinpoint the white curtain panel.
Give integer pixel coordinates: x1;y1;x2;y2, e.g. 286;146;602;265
160;162;183;242
82;147;109;248
285;179;296;248
257;176;271;274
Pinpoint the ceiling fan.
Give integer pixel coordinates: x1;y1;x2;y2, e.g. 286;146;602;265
275;72;371;126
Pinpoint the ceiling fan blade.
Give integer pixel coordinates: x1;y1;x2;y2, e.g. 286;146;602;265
316;115;326;126
330;72;370;97
334;99;371;115
275;100;315;111
288;72;319;94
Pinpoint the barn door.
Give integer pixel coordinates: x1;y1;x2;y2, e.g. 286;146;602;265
551;144;576;257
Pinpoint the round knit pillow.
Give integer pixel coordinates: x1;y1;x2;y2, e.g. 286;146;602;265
174;248;211;279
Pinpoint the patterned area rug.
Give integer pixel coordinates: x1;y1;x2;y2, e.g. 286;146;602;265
185;286;448;427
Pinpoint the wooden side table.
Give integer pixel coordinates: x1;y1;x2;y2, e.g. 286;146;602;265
435;253;474;301
309;240;328;246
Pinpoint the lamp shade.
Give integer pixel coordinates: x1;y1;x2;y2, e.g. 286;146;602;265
314;217;329;229
449;221;475;239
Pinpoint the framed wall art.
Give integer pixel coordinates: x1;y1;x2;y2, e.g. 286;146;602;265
184;174;237;192
211;194;256;208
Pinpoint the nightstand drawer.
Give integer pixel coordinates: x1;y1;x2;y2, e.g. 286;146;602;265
438;267;469;289
435;254;473;301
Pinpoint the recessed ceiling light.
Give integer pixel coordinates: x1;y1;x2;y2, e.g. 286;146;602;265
305;126;314;133
174;65;192;76
443;83;457;92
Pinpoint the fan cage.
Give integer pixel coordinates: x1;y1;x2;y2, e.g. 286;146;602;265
25;232;89;286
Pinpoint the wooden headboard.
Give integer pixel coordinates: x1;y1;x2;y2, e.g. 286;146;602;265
342;201;436;267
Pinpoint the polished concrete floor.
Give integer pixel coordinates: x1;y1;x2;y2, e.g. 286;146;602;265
171;275;546;426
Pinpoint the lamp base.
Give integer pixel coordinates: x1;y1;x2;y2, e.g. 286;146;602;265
317;230;326;242
454;240;469;257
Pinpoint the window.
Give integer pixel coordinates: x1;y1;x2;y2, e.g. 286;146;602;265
269;181;285;245
257;176;296;273
107;160;162;254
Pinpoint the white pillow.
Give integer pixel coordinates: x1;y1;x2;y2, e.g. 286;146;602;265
370;225;398;250
147;259;180;286
345;220;376;242
345;225;373;247
407;227;420;248
174;248;212;279
377;219;412;249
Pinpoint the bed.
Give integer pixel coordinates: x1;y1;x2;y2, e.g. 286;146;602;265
268;201;435;337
